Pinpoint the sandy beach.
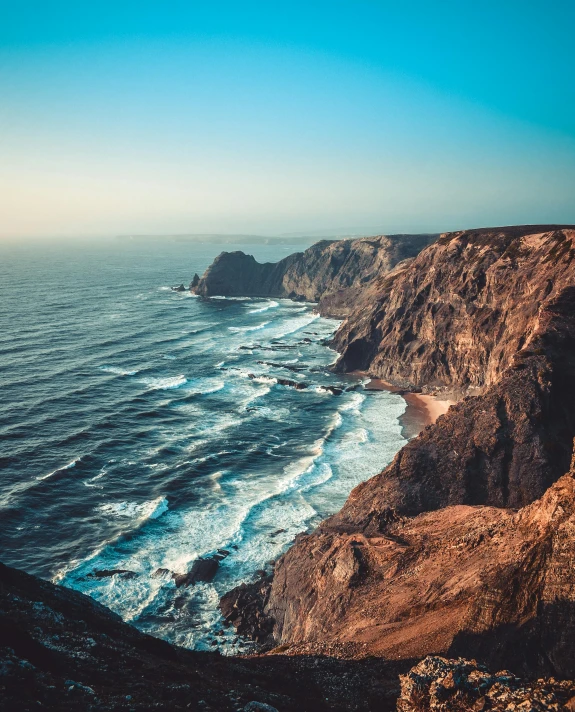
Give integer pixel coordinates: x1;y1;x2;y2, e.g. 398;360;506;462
363;376;455;438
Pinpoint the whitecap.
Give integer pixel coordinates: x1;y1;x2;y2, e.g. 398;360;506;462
140;375;187;390
264;313;320;340
228;321;270;333
38;458;80;481
100;365;139;376
251;375;277;385
183;378;225;395
210;295;252;301
97;496;169;522
339;392;366;412
248;301;279;314
84;467;108;488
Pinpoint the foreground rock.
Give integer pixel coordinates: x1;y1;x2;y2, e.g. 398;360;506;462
223;460;575;677
191;234;437;317
0;562;412;711
397;656;575;711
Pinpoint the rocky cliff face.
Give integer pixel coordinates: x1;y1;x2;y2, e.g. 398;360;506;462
226;450;575;678
328;285;575;524
191;234;437;316
332;226;575;389
221;225;575;680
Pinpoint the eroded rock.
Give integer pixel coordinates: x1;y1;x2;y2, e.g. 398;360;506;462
397;656;575;711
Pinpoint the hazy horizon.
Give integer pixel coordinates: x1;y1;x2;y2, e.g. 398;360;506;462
2;1;575;241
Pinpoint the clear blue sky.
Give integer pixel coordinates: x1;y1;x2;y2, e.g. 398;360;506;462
1;0;574;238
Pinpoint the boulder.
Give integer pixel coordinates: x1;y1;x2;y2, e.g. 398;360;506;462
173;557;219;587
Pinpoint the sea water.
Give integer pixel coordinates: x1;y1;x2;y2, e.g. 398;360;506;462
0;238;407;651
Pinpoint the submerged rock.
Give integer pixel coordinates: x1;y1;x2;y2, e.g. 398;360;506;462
173;557;220;587
87;569;137;579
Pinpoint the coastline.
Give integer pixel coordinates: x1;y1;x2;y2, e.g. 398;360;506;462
362;376;455;439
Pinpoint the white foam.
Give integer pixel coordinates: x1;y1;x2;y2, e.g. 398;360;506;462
97;496;169;522
301;462;334;491
38;458;80;481
182;378;225;395
339;392;366;412
140;375;187;390
251;375;277;385
248;301;279;314
210;295;252;301
228;321;270;333
100;366;139;376
84;467;108;488
264;312;320;340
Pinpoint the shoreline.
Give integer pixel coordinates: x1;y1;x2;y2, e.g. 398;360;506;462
362;376;455;439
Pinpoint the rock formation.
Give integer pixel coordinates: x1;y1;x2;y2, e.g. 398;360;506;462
332;225;575;389
242;457;575;676
397;656;575;711
221;225;575;681
191;234;437;317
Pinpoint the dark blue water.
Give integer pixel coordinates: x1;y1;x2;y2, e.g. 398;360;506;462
0;239;406;651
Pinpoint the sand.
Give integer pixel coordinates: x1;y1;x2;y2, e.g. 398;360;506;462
362;376;455;438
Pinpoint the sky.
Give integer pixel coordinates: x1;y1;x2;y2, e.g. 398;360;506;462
1;0;574;239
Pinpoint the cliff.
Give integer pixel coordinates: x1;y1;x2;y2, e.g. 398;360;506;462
332;225;575;389
191;234;437;317
221;225;575;679
223;452;575;677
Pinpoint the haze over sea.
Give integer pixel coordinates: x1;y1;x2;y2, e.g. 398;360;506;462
0;239;406;651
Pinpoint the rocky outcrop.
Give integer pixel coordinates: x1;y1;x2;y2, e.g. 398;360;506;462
0;561;414;711
333;225;575;389
328;285;575;525
221;225;575;680
230;455;575;677
397;657;575;711
191;234;437;316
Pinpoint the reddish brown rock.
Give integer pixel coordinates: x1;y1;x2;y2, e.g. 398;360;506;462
247;459;575;677
328;285;575;525
397;656;575;711
333;226;575;388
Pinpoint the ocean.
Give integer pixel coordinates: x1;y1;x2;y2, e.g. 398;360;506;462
0;238;407;652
